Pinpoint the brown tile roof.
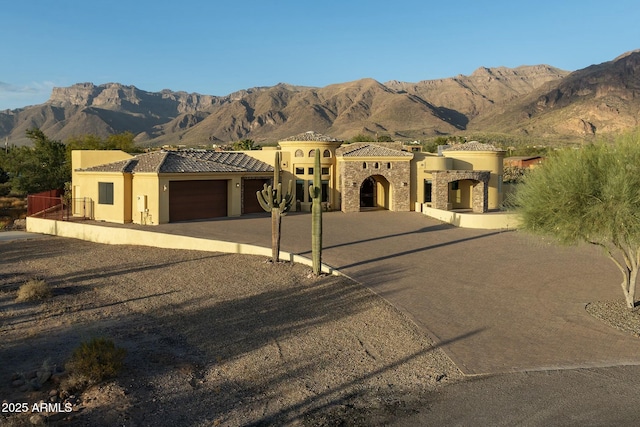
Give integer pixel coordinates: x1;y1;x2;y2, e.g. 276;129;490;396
443;141;503;152
281;131;342;142
337;143;413;158
79;151;273;174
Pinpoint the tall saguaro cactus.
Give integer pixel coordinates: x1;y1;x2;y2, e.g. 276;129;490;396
257;151;293;263
309;148;323;275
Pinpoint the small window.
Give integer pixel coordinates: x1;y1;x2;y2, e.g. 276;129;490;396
308;167;314;175
374;162;379;169
295;149;304;157
386;162;392;169
321;167;329;175
323;149;331;158
362;162;367;169
309;150;315;157
295;167;304;175
98;182;114;205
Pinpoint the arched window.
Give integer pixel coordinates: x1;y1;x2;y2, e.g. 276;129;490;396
295;149;304;157
323;149;331;158
309;150;315;157
362;162;367;169
386;162;392;169
374;162;379;169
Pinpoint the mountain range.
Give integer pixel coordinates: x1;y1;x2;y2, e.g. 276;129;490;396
1;50;638;147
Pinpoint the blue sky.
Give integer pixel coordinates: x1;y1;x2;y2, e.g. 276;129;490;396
1;0;638;110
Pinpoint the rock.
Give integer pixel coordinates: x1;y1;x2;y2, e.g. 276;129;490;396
50;372;68;385
49;389;59;397
29;414;45;426
37;369;52;384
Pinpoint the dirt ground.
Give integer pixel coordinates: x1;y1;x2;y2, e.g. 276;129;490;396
0;236;462;426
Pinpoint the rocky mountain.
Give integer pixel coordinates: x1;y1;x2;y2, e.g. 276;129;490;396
470;50;640;137
1;50;638;146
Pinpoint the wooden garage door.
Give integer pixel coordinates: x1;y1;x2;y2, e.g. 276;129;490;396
169;180;227;222
243;179;270;214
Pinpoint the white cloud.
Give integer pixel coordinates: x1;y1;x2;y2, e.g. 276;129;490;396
0;81;55;110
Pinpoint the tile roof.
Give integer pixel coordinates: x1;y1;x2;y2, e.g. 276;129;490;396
443;141;503;152
337;143;413;158
79;151;274;174
281;131;342;142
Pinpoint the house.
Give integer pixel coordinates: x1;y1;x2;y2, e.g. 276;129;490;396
504;155;544;169
71;132;505;225
72;150;273;224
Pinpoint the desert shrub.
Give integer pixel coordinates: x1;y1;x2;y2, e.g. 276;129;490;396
16;279;52;302
67;337;126;383
60;372;91;394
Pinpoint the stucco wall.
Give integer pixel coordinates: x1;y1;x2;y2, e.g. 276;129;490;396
72;171;131;223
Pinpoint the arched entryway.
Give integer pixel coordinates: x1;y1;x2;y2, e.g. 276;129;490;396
431;170;490;213
359;175;390;210
448;179;481;210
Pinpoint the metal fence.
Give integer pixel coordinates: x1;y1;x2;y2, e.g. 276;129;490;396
27;194;94;221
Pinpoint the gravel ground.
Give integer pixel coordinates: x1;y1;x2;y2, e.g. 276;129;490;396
586;300;640;338
0;236;462;426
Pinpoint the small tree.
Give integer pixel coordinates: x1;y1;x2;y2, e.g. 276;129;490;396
513;130;640;308
350;133;375;143
233;139;261;151
6;128;70;194
256;151;293;263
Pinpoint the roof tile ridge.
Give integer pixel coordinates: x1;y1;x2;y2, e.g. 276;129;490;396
155;151;171;173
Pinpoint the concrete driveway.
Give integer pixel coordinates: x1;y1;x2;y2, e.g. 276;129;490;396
149;210;640;376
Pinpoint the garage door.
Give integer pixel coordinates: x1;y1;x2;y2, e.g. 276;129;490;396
169;180;227;222
243;179;270;214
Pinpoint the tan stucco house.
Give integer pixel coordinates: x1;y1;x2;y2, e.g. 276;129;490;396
71;132;505;225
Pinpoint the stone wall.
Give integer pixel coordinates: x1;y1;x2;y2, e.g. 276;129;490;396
431;170;490;213
339;160;412;213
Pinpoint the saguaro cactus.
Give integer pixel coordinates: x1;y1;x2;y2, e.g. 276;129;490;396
257;151;293;263
309;148;323;275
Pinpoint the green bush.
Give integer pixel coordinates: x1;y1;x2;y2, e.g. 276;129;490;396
67;337;126;383
16;279;52;302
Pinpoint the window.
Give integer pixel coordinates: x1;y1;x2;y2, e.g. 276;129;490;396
308;167;314;175
98;182;114;205
321;167;329;175
424;180;432;203
296;180;305;202
362;162;367;169
309;150;315;157
451;181;459;191
323;149;331;158
374;162;379;169
295;149;304;157
321;180;329;203
386;162;392;169
295;167;304;175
